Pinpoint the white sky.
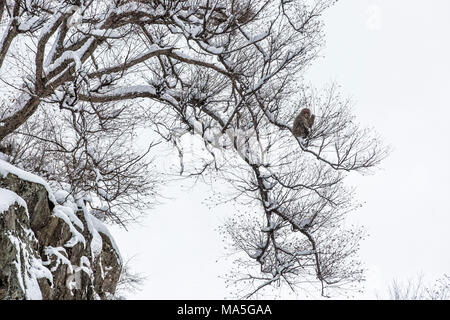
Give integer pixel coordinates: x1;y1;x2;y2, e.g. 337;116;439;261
110;0;450;299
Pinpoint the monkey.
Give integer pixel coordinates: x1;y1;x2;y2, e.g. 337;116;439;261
292;108;315;139
0;142;13;156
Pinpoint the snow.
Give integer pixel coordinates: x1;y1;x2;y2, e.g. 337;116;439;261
162;91;180;105
249;249;263;259
67;7;83;28
298;216;313;229
76;201;103;258
54;189;71;205
53;204;86;248
37;12;63;43
43;246;73;273
89;29;123;38
54;203;84;231
0;159;57;204
18;15;41;32
78;256;93;276
91;214;122;264
0;187;28;217
107;85;156;96
75;200;122;265
44;37;95;76
7;232;53;300
199;42;224;54
26;256;54;295
248;32;269;44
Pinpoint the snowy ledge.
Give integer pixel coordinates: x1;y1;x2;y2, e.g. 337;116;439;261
0;159;57;204
0;159;122;299
0;187;29;217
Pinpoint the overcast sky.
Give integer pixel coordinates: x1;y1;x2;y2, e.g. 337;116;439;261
110;0;450;299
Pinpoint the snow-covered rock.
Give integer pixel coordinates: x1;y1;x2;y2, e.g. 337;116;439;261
0;159;121;300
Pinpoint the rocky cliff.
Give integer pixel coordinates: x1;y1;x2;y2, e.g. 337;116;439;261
0;159;122;300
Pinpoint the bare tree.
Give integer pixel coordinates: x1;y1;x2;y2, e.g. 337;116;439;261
386;274;450;300
0;0;388;298
111;257;147;300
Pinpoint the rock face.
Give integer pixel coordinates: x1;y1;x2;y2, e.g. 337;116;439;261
0;159;122;300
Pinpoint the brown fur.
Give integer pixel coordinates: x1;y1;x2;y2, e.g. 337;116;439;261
292;108;315;138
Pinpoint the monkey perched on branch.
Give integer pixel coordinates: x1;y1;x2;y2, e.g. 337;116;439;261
0;142;13;156
292;108;315;139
